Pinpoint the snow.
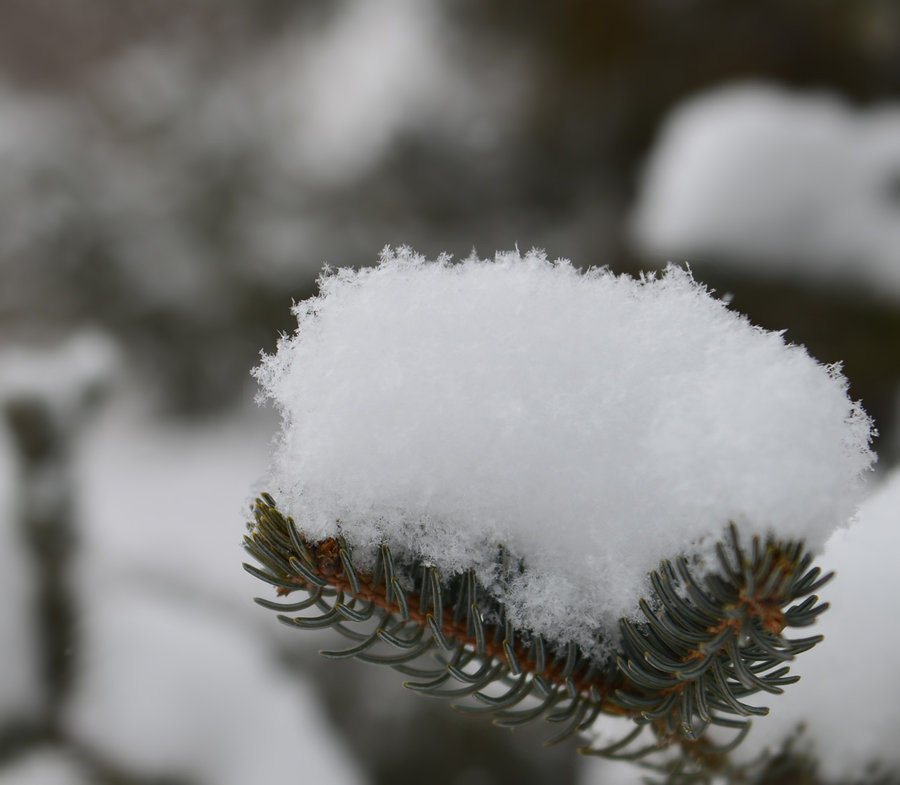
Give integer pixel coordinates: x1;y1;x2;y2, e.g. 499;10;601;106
257;0;463;185
255;247;875;653
72;397;277;614
0;331;119;722
248;0;524;188
63;390;364;785
630;83;900;297
0;332;361;783
0;331;118;423
576;714;660;785
62;395;364;784
62;582;366;785
733;467;900;780
578;756;644;785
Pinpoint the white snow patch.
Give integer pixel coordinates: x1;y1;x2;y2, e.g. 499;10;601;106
255;247;875;653
63;583;365;785
577;714;665;785
630;83;900;297
0;331;118;423
73;396;276;614
577;755;654;785
255;0;515;186
734;468;900;780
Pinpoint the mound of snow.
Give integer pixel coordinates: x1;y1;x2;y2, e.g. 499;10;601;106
631;83;900;296
256;247;874;651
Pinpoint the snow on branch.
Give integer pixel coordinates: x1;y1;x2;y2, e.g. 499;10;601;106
253;247;874;653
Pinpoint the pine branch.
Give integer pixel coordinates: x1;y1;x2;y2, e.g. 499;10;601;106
243;494;831;770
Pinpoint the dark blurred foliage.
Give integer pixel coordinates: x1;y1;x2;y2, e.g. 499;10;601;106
456;0;900;158
0;0;308;87
1;0;898;423
286;647;579;785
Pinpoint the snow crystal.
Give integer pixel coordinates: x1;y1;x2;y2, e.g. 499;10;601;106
255;247;875;652
630;82;900;297
733;468;900;780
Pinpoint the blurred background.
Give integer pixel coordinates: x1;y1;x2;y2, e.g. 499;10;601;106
1;1;898;783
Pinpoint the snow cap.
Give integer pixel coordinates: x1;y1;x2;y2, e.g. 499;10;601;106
255;247;875;652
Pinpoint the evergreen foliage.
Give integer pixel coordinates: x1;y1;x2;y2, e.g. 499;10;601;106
244;494;832;780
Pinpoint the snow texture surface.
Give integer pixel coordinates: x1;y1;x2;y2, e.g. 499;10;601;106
630;83;900;297
256;247;875;652
734;468;900;780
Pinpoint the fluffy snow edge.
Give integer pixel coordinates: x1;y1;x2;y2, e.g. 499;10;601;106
254;247;875;652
